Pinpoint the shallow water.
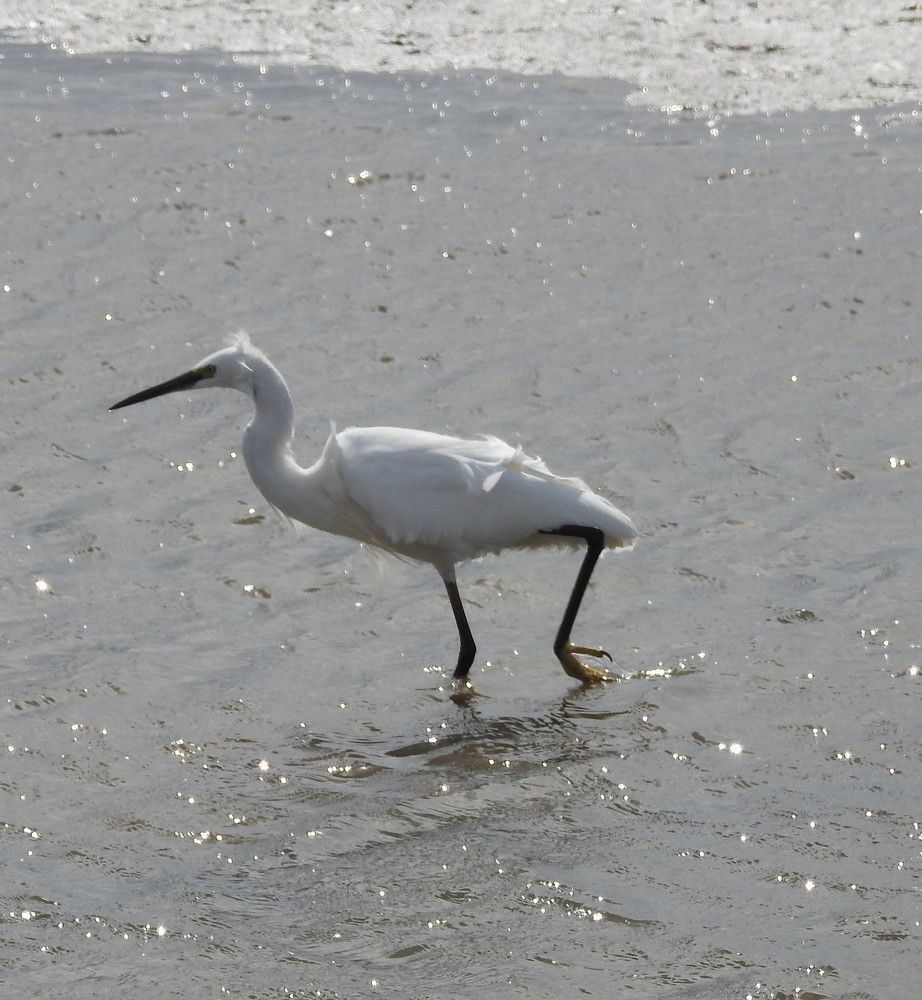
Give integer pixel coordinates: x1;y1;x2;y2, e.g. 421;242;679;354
2;45;921;998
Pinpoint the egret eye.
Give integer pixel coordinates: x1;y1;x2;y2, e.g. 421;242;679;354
199;363;217;378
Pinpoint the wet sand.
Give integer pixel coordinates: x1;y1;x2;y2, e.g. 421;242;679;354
2;43;921;999
6;0;922;113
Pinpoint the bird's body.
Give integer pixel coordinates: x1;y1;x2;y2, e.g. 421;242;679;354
111;334;636;685
251;423;633;574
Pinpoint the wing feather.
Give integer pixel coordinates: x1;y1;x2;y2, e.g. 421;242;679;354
335;427;513;551
331;427;635;564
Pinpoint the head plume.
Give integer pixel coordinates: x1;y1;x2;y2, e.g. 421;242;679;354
225;330;272;367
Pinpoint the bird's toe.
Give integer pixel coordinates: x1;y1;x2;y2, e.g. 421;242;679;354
449;676;482;703
557;644;614;684
568;644;613;663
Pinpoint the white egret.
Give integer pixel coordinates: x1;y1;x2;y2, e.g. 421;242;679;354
110;334;636;684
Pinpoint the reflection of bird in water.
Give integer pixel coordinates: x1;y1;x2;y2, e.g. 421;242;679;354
111;333;636;685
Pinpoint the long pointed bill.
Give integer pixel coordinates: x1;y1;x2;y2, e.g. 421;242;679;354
109;366;212;411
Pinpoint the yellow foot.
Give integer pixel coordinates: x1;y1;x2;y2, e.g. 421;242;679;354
449;677;481;704
557;643;614;684
569;644;613;662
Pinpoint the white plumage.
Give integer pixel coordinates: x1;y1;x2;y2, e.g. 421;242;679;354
111;333;636;685
330;427;634;565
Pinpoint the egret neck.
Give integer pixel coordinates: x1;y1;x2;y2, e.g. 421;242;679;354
238;354;307;520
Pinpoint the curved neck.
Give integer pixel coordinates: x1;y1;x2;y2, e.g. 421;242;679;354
237;353;345;535
241;355;300;497
248;356;295;443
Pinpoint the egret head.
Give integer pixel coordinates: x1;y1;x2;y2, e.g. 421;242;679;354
109;333;263;411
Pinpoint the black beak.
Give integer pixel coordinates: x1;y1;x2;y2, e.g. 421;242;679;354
109;367;209;411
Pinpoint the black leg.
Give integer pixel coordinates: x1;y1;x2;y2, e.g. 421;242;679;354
444;576;476;678
540;524;611;683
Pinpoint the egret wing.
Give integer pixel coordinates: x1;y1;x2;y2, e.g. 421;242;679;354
332;426;634;562
334;427;515;553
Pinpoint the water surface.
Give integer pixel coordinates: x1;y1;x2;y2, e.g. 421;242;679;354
2;45;921;998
